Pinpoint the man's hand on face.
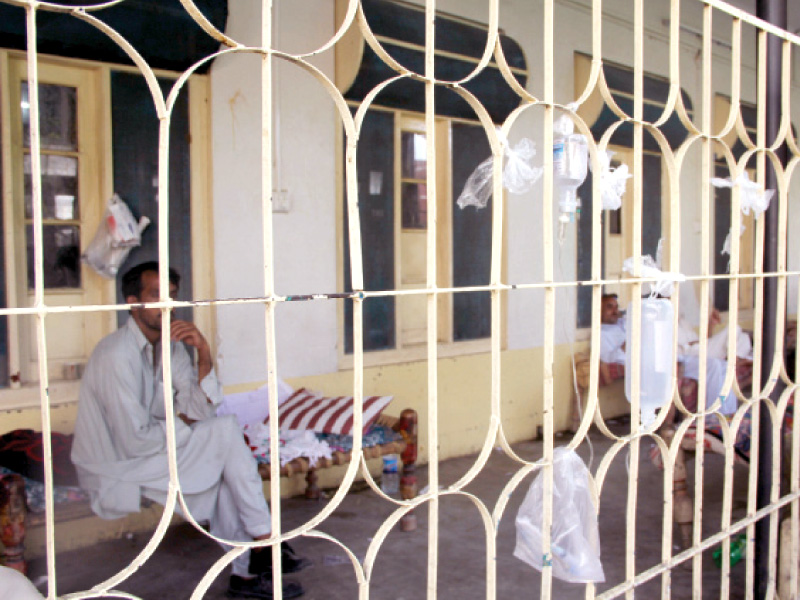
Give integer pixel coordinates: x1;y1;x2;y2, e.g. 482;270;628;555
170;320;213;383
170;320;209;351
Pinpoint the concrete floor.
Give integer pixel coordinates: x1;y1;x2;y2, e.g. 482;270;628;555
28;420;751;599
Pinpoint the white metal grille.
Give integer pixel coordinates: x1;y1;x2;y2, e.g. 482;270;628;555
1;0;798;598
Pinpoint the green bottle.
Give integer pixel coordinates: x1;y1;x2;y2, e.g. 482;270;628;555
713;534;747;568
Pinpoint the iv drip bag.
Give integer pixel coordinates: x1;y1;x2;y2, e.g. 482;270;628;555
553;115;589;224
625;297;674;428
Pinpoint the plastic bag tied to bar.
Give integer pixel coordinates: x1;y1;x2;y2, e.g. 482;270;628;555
711;171;774;218
82;193;150;278
713;172;774;257
593;150;631;211
456;137;543;210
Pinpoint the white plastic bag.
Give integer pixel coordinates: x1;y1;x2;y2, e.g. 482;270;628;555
592;150;632;211
456;138;543;209
711;171;774;218
514;447;605;583
721;224;747;256
82;194;150;278
621;254;686;298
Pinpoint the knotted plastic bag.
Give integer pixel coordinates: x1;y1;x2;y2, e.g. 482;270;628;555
514;447;605;583
710;171;774;218
82;194;150;278
456;138;543;209
621;254;686;298
721;224;747;257
593;150;631;210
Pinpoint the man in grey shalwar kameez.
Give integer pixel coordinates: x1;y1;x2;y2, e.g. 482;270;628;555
71;262;305;599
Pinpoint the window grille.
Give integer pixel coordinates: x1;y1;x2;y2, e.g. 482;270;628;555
0;1;798;599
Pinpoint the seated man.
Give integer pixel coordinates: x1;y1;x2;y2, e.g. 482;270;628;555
598;294;627;385
677;308;753;414
71;262;307;599
600;293;626;365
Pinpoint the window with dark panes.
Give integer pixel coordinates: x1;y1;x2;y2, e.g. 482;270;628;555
343;109;396;354
343;109;493;354
400;130;427;230
110;71;193;324
337;0;526;358
2;59;197;386
452;122;492;341
21;82;81;289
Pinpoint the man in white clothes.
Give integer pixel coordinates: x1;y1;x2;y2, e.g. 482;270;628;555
676;308;752;415
0;566;44;600
600;294;627;365
71;262;307;599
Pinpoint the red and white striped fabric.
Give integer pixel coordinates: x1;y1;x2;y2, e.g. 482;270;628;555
268;389;394;436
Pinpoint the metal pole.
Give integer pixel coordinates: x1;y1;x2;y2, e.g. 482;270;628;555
755;1;785;597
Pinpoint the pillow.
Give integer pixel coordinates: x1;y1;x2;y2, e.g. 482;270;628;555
268;389;393;436
217;378;296;427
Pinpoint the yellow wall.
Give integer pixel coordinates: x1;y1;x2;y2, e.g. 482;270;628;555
1;402;79;434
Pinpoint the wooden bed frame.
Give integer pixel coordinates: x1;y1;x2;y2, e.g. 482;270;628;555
0;408;419;574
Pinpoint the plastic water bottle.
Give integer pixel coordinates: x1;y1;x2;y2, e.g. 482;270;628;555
381;454;399;496
625;297;674;428
713;533;747;568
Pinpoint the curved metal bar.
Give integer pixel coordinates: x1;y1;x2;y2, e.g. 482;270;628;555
179;0;239;48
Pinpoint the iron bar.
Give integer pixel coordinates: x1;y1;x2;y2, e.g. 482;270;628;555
755;0;786;597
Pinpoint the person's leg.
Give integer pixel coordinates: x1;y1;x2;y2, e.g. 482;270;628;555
214;416;272;540
706;327;729;361
210;479;258;577
707;324;753;362
704;358;737;416
141;417;269;577
679;356;736;415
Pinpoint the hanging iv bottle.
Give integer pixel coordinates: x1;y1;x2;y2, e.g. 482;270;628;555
625;297;674;428
553;115;589;226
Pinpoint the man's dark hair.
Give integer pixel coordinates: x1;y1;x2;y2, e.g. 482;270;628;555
601;293;618;302
121;261;180;299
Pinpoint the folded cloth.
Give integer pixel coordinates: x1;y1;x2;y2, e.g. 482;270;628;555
243;425;333;468
317;424;402;453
